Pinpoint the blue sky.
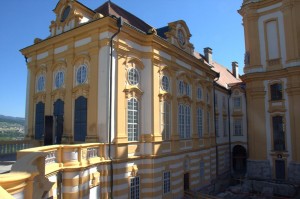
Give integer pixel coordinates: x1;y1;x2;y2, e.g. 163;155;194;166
0;0;244;118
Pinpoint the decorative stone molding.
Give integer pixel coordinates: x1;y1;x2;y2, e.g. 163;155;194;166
72;84;90;98
123;86;144;99
51;88;66;101
34;93;46;103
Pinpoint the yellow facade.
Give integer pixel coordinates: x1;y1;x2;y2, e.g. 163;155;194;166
239;0;300;182
16;0;227;198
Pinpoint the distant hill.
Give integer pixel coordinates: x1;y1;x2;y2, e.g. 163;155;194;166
0;115;25;126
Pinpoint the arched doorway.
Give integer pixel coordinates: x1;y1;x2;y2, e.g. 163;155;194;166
53;99;64;144
232;145;247;176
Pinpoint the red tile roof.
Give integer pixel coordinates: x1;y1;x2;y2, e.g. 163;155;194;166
211;61;242;89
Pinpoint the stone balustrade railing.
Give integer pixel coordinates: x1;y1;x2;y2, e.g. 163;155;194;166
0;139;39;155
0;143;109;198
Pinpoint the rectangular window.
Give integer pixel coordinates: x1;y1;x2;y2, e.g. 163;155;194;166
222;96;226;110
178;104;191;139
271;83;282;101
199;161;205;183
197;108;203;138
273;116;285;151
233;97;241;109
128;98;139;141
216;118;219;137
223;118;227;136
215;94;218;109
234;119;242;136
161;102;170;140
207;112;210;133
130;177;140;199
266;20;280;60
163;171;171;194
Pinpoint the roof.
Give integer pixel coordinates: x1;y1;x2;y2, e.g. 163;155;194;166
94;1;153;33
211;61;242;89
156;26;169;39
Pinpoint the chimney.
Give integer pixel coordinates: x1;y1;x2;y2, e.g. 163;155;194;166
232;61;239;78
204;47;213;64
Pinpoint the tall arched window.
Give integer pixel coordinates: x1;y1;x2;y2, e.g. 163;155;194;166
37;75;45;92
35;102;45;140
273;115;285;151
161;101;170;140
128;98;139;141
178;104;191;139
74;96;87;142
54;99;64;144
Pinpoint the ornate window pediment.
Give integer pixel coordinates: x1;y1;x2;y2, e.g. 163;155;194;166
50;0;94;36
158;20;194;55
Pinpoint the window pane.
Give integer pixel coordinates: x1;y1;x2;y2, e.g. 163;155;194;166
271;83;282;101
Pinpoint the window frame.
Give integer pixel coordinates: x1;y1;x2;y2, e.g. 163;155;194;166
233;119;243;136
178;104;191;139
233;97;241;109
270;83;283;101
128;68;140;86
197;86;202;100
197;107;203;138
55;70;64;89
178;80;184;95
163;171;171;194
161;75;170;92
128;98;139;142
76;64;87;85
272;115;285;151
161;101;171;141
37;75;45;92
130;176;140;199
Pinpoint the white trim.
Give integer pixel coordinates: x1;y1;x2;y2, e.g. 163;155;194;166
63;186;79;193
153;49;171;60
125;40;152;52
257;2;282;13
37;52;48;60
75;37;91;48
258;11;286;69
176;59;192;70
54;45;68;54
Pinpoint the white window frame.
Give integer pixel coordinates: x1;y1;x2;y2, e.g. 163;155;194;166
163;171;171;194
178;80;184;95
233;97;241;109
161;101;170;140
128;98;139;141
128;68;140;86
178;104;191;139
234;119;243;136
130;176;140;199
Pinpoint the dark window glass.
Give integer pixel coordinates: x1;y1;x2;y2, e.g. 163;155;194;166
61;6;71;22
273;116;285;151
271;83;282;101
35;102;45;140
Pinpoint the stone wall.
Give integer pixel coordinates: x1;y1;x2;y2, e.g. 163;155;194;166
288;162;300;184
247;160;271;180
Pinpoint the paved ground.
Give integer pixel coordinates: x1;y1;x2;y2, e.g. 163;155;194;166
0;161;14;174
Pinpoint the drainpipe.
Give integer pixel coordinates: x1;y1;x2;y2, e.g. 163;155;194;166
213;73;220;183
108;16;123;199
228;89;232;177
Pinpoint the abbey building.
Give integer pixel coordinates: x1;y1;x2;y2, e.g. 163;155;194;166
0;0;298;198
